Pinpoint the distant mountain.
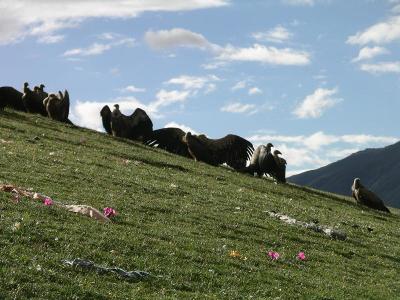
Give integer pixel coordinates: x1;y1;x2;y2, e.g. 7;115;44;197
288;141;400;208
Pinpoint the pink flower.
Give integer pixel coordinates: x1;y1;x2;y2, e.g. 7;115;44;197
297;252;306;261
43;197;53;206
268;251;280;260
103;207;117;218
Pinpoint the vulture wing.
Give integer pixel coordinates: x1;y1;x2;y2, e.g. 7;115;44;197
100;105;112;135
196;134;254;170
63;90;70;121
128;108;153;140
144;128;191;157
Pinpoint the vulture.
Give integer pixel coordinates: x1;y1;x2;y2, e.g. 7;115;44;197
239;144;286;183
271;150;287;183
0;86;26;112
351;178;390;213
43;90;70;123
247;143;274;177
182;132;254;170
21;82;47;116
101;104;153;141
100;105;112;135
35;84;48;100
144;127;191;158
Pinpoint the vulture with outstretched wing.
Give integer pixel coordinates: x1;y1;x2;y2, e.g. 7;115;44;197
0;86;26;111
100;105;112;134
144;127;191;158
351;178;390;213
101;104;153;141
182;132;254;170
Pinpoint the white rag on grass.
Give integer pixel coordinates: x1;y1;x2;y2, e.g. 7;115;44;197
266;210;347;240
1;184;110;223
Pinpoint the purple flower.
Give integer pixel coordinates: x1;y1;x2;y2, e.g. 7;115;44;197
268;251;280;260
43;197;53;206
297;252;306;261
103;207;117;218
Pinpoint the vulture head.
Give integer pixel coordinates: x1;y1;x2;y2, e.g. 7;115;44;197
182;131;192;144
39;84;45;90
353;178;361;189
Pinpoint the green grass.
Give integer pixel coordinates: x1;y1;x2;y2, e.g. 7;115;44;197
0;110;399;299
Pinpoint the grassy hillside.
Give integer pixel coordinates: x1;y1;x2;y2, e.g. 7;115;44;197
0;109;399;299
289;142;400;208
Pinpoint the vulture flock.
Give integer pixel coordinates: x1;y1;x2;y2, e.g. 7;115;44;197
0;83;72;124
99;104;286;182
0;84;392;213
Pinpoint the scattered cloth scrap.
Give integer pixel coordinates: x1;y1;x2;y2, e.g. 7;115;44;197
62;258;151;280
266;210;347;241
0;184;110;223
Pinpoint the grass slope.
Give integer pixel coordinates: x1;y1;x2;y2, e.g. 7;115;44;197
0;110;399;299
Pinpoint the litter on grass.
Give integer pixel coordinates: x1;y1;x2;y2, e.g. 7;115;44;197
266;210;347;240
1;184;111;223
62;258;151;280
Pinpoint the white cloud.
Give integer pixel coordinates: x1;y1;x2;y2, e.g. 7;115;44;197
0;0;228;45
217;44;310;66
248;87;262;95
37;34;64;44
164;122;198;134
293;88;341;119
165;75;220;91
144;28;220;51
119;85;146;93
149;89;191;112
252;25;292;43
220;102;256;114
97;32;122;40
231;80;247;91
146;28;310;67
281;0;315;6
347;16;400;45
63;38;135;57
340;134;398;144
359;61;400;74
201;61;228;70
351;46;389;62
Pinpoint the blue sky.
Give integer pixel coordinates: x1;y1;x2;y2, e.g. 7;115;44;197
1;0;399;175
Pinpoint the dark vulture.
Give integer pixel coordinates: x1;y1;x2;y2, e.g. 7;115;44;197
144;127;191;158
271;150;287;183
247;143;274;177
36;84;48;100
100;104;153;141
0;86;26;112
182;132;254;170
100;105;112;135
351;178;390;213
239;144;286;183
43;90;70;123
22;82;47;116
